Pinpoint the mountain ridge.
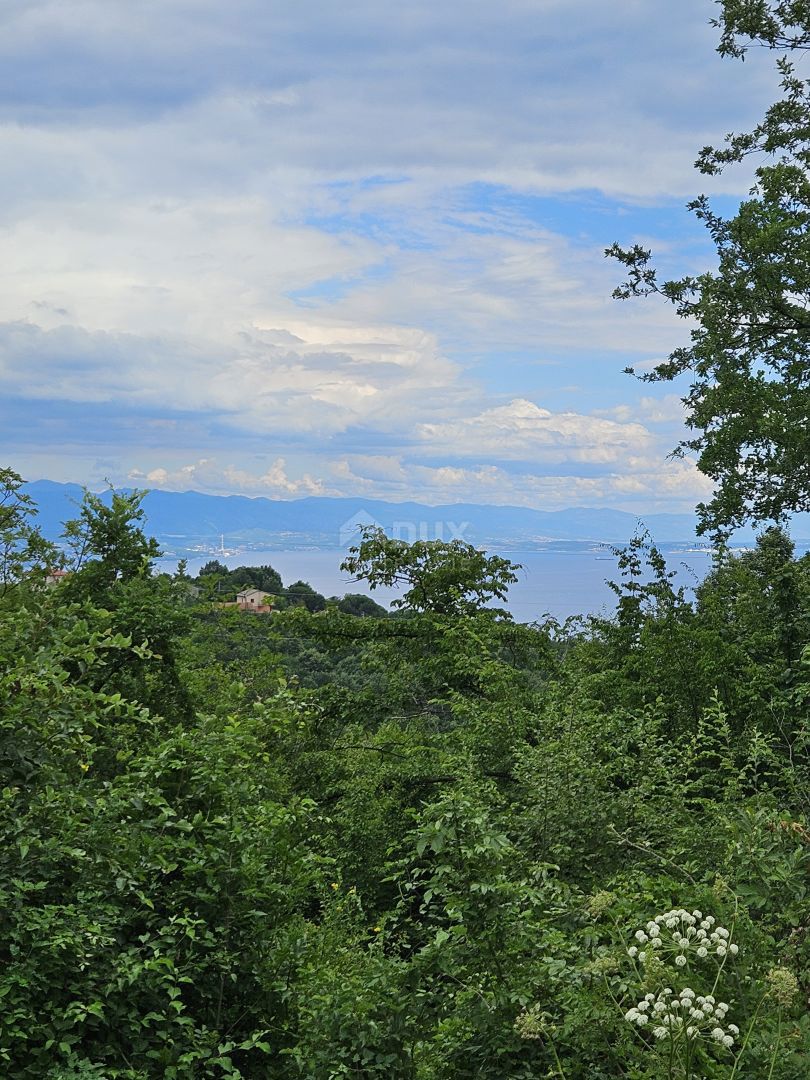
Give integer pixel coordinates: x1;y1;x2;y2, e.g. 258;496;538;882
21;479;808;550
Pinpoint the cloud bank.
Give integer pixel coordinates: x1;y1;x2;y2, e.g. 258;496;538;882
0;0;774;511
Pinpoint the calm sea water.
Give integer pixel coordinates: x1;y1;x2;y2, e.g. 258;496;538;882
162;548;720;623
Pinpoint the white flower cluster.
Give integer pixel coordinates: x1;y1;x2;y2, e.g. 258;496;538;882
626;908;739;965
625;988;739;1048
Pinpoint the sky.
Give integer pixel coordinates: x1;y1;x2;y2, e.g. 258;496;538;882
0;0;783;512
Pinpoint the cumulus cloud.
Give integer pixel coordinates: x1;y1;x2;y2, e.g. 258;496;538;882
125;450;711;514
358;454;713;512
416;399;653;464
0;319;461;434
129;458;327;498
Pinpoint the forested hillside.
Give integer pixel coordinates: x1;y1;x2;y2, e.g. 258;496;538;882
1;466;808;1079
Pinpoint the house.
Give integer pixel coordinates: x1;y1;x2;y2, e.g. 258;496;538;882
44;569;70;586
235;588;273;613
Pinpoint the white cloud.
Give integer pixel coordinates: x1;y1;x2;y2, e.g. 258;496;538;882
0;319;461;434
123;450;711;514
416;399;653;464
0;0;777;514
129;457;327;498
594;394;688;425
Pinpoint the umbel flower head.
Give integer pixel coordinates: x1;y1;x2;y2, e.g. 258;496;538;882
514;1004;547;1041
625;988;738;1050
586;890;617;919
765;967;800;1009
627;908;739;967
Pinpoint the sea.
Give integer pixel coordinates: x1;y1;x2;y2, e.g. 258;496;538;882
158;546;741;623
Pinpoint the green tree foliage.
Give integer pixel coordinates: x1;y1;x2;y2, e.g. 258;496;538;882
336;592;389;618
60;489;192;718
0;468;60;595
0;586;326;1077
3;479;810;1076
199;559;228;577
230;564;284;595
608;2;810;536
341;526;520;616
285;580;327;613
62;488;161;594
713;0;810;56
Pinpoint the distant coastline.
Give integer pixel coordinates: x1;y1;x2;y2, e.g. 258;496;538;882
24;479;810;557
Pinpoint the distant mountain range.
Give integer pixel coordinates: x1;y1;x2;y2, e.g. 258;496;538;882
22;479;810;554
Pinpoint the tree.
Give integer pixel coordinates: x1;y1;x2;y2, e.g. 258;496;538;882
0;468;59;595
341;527;519;617
62;487;161;595
231;563;284;595
285;580;327;613
608;1;810;536
61;488;191;717
199;558;228;577
337;593;389;618
712;1;810;56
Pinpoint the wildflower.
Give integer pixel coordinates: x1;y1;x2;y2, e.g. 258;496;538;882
765;967;800;1009
643;955;666;991
586;890;616;918
722;1034;734;1048
625;987;738;1046
514;1004;546;1041
635;929;648;943
728;943;739;956
675;955;687;967
697;946;708;958
712;876;729;900
583;954;618;976
627;946;638;958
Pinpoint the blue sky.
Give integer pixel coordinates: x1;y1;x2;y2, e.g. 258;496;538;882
0;0;783;511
